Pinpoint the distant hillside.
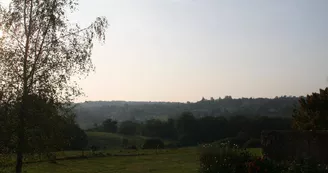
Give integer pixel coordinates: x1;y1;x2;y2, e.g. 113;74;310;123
75;96;298;129
74;96;298;129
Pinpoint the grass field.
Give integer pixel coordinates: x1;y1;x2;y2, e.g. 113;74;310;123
1;132;263;173
19;147;262;173
24;148;199;173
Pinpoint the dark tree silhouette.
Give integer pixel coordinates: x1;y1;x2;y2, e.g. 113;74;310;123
293;88;328;130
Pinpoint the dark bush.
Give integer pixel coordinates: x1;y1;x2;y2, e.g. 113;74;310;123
122;138;129;148
261;130;328;163
90;145;99;152
199;142;253;173
142;138;164;149
246;157;328;173
200;140;328;173
46;153;57;164
285;157;328;173
246;157;285;173
243;138;261;148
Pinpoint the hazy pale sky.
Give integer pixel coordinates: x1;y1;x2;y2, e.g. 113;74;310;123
2;0;328;102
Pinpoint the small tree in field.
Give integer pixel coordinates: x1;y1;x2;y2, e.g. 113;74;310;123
0;0;108;172
293;88;328;130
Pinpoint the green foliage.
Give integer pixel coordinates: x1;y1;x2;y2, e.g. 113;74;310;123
0;154;14;173
102;118;118;133
200;141;328;173
293;87;328;130
94;112;291;148
75;97;297;129
199;142;253;173
142;118;177;140
118;121;141;136
284;157;328;173
0;0;108;172
246;157;328;173
121;138;129;148
246;157;284;173
64;124;88;151
142;138;164;149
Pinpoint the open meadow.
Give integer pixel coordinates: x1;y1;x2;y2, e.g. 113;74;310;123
19;147;261;173
24;148;199;173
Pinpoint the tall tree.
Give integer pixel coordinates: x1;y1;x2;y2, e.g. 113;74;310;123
0;0;108;172
292;88;328;130
102;118;118;133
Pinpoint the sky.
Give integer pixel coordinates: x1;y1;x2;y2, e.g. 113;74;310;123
2;0;328;102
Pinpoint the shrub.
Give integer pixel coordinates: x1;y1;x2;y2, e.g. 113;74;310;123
90;145;99;154
199;142;253;173
46;153;57;164
284;157;328;173
122;138;129;148
200;141;328;173
247;157;284;173
246;157;328;173
243;138;261;148
142;138;164;149
261;130;328;163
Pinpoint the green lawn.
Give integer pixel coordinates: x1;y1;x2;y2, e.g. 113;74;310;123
1;131;263;173
19;147;262;173
24;148;199;173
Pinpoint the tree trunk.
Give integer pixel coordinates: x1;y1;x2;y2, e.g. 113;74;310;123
15;151;23;173
16;92;27;173
16;43;29;172
15;115;25;172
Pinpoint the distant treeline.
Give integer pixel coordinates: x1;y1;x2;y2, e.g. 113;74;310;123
88;112;292;147
75;96;297;129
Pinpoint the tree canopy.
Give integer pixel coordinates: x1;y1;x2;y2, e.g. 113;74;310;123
0;0;107;172
293;88;328;130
